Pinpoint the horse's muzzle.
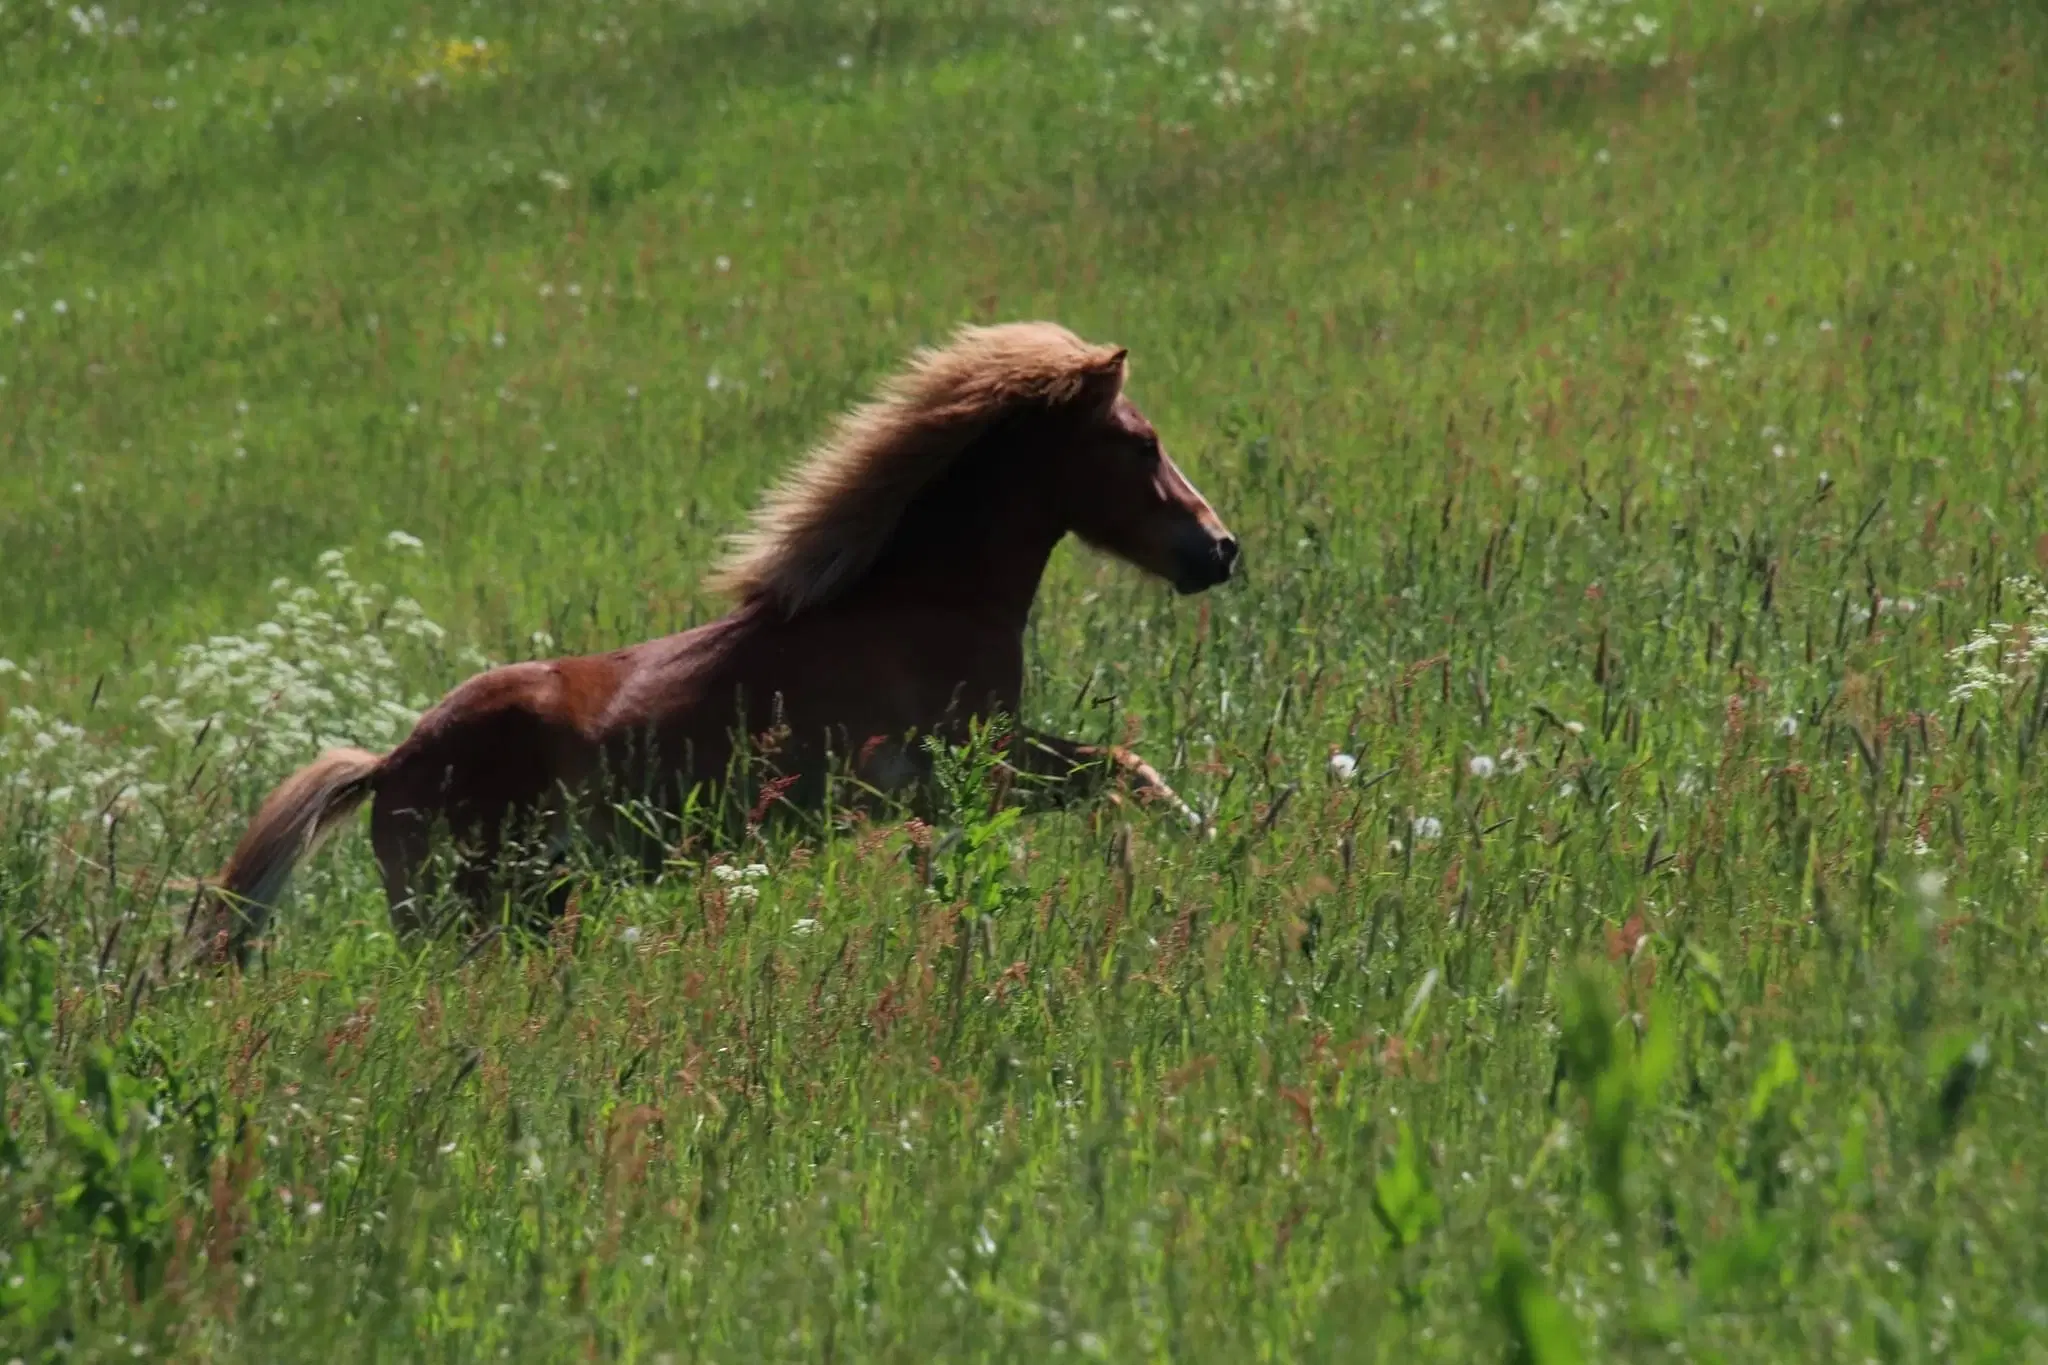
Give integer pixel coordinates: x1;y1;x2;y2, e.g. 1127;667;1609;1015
1172;531;1240;594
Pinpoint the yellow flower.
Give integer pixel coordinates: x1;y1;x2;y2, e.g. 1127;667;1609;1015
404;34;501;88
440;37;494;72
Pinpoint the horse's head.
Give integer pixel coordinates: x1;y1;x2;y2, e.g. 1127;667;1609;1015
1053;351;1239;595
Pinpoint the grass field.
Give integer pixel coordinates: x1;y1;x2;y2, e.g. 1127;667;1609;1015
5;0;2048;1357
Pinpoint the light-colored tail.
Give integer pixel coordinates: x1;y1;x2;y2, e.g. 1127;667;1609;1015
194;746;385;967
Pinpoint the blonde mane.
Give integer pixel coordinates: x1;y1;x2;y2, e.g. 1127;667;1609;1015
705;321;1128;616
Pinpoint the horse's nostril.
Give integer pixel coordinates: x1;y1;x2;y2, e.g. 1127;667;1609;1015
1215;536;1240;573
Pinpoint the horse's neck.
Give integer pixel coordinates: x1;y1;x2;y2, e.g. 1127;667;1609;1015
848;440;1063;630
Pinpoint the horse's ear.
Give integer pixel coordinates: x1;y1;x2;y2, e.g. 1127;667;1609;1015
1076;348;1128;410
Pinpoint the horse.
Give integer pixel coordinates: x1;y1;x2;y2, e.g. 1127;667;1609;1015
195;321;1239;966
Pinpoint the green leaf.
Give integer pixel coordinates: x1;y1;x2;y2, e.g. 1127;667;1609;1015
1746;1040;1801;1122
1371;1121;1441;1251
1488;1231;1583;1365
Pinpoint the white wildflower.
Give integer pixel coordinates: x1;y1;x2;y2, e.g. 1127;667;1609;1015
1948;577;2048;703
1467;754;1497;780
713;863;770;885
385;530;424;552
4;546;462;833
1411;815;1443;843
1327;752;1358;781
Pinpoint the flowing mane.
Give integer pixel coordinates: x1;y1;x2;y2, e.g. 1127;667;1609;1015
705;321;1128;616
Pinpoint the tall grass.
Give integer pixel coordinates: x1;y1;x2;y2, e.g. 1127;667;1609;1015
4;0;2048;1357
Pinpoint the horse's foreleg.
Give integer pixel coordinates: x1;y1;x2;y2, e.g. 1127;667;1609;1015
1000;727;1202;829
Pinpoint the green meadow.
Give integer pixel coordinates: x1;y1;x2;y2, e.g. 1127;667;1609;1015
4;0;2048;1357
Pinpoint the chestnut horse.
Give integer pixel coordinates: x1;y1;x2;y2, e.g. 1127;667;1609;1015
197;322;1238;965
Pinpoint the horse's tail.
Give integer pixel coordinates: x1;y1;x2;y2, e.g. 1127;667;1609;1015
197;747;386;967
